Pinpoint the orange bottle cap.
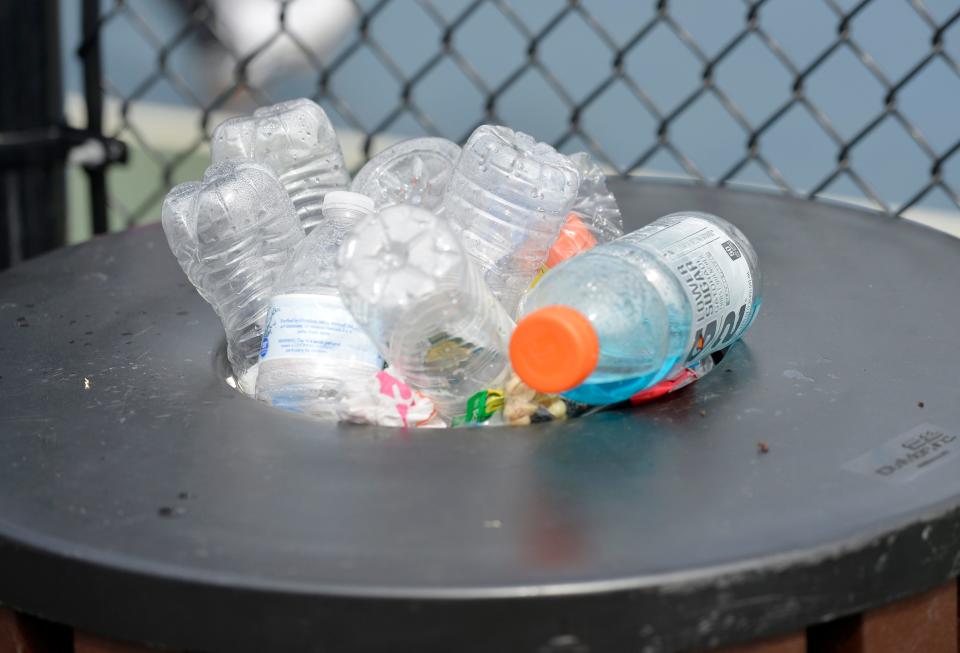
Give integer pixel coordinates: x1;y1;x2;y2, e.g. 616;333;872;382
546;213;598;268
510;305;600;394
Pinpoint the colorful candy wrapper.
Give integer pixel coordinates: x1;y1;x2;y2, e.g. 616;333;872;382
628;348;727;405
448;374;573;427
338;369;442;428
449;388;506;427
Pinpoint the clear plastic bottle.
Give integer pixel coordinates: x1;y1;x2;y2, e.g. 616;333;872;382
337;204;514;417
161;160;304;392
441;125;580;316
510;212;762;405
568;151;623;244
350;137;461;211
523;153;623;283
255;191;383;417
211;98;350;233
161;181;209;303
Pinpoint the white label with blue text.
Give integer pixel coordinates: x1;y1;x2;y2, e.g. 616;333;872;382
259;293;382;368
624;215;756;365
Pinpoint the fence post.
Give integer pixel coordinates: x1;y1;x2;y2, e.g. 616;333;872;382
0;0;67;270
81;0;109;237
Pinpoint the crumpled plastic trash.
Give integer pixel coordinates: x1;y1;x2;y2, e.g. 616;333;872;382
445;373;582;427
569;151;623;244
629;348;727;405
448;387;505;427
502;374;570;426
337;368;442;428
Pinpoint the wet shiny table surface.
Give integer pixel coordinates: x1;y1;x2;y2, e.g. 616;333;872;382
0;181;958;653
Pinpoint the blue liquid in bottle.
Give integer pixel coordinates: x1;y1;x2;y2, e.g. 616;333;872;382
512;212;762;405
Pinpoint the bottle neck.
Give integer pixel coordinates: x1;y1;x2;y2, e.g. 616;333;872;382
323;206;373;225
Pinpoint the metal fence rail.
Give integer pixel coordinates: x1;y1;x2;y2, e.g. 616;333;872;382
76;0;960;230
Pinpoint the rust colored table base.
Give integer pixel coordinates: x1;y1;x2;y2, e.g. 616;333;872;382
2;579;957;652
709;579;959;653
74;631;169;653
712;631;806;653
0;609;70;652
804;580;958;653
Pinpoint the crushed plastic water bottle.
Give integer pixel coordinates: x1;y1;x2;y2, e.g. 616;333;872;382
350;137;461;211
510;212;761;405
521;154;621;289
569;152;623;244
211;98;349;233
337;204;515;417
161;160;304;392
441;125;580;316
162;95;751;427
255;191;383;417
161;181;210;303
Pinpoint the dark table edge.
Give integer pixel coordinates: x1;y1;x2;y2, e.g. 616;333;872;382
0;492;957;652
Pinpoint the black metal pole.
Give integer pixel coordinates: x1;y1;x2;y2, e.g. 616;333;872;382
81;0;109;236
0;0;67;270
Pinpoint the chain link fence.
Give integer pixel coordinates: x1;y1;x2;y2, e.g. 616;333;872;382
73;0;960;230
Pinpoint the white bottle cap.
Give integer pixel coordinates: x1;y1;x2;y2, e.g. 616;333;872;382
322;190;375;215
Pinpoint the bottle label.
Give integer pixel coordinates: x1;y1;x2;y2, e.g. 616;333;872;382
259;293;383;368
624;215;756;365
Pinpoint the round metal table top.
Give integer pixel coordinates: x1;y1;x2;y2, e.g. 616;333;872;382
0;181;959;653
